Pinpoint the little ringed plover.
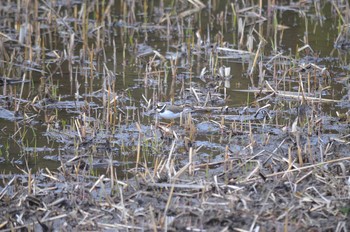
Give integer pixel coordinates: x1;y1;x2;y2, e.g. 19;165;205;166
156;103;191;120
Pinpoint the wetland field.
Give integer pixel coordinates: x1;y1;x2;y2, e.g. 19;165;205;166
0;0;350;231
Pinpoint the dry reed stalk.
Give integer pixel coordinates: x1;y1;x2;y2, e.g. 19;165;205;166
249;40;263;78
89;174;105;192
135;122;142;170
74;119;83;142
161;183;175;226
97;222;142;230
172;163;191;180
235;86;341;103
166;140;177;178
109;155;115;192
188;146;193;175
239;156;350;184
244;160;260;181
282;147;293;179
0;176;16;200
149;205;157;232
27;169;32;195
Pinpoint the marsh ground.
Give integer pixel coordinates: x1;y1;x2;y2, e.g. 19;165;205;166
0;0;349;231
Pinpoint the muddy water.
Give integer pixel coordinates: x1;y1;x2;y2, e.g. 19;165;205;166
0;1;348;175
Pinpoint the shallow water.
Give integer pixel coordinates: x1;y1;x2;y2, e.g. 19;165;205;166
0;1;348;176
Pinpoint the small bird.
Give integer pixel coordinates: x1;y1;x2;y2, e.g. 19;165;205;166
156;103;191;120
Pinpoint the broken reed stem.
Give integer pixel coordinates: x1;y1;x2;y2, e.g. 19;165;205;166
166;140;176;177
161;183;175;226
74;119;83;142
89;174;105;192
0;177;16;200
282;147;293;179
113;39;117;74
188;146;193;175
109;154;115;193
28;169;32;194
249;40;263;78
149;206;157;232
16;73;26;112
